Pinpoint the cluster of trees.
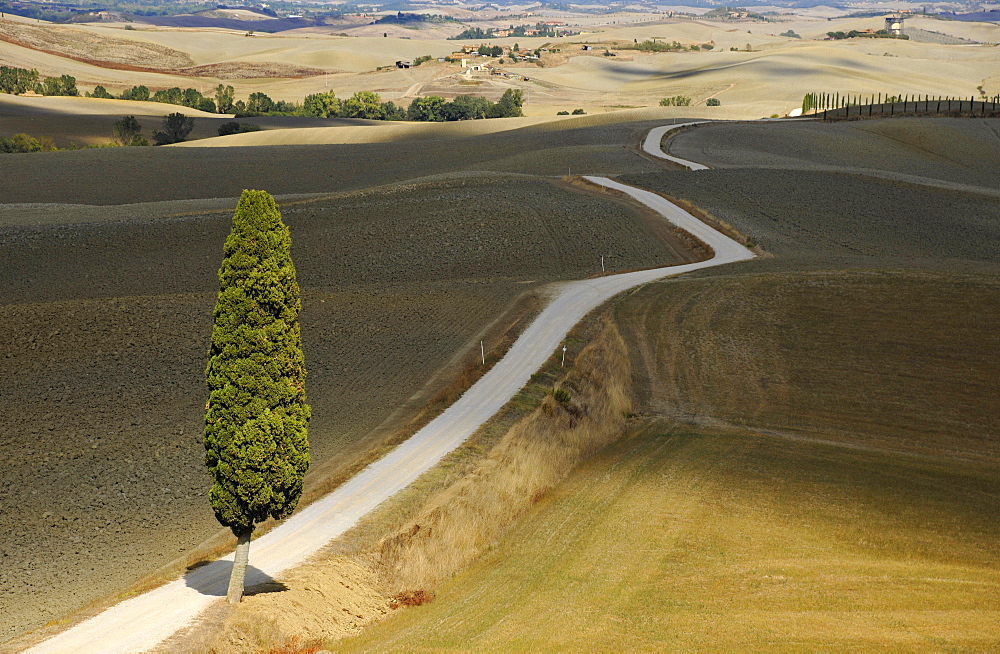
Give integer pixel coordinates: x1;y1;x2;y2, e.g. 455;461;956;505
88;83;239;113
217;121;261;136
624;40;713;52
111;112;195;146
477;44;505;58
301;89;524;122
827;30;909;40
0;132;56;153
0;66;77;96
780;29;801;38
660;95;692;106
450;22;562;40
373;12;456;24
802;91;996;114
556;108;586;115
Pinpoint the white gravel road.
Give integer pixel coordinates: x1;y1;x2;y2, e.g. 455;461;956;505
25;127;753;653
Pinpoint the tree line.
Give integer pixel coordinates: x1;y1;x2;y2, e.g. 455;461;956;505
0;66;77;96
300;89;524;121
803;91;1000;117
1;67;525;122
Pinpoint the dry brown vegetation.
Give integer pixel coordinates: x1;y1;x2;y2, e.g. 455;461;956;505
195;313;636;652
0;20;195;71
336;420;1000;651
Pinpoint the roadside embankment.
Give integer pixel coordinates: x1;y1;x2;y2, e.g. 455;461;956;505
203;315;636;651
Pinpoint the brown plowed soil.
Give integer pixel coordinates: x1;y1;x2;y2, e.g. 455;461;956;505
0;173;697;642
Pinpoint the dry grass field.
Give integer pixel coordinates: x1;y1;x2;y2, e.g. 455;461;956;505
2;11;997;117
0;172;700;642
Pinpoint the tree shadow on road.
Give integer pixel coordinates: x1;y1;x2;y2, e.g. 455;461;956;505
184;559;288;597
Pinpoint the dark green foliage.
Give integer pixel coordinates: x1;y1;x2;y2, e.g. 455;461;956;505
149;86;218;112
153;112;194;145
0;133;42;153
572;108;586;115
38;74;78;96
625;39;684;52
407;95;447;122
341;91;385;119
0;65;39;94
111;115;147;146
450;21;559;40
246;91;275;115
451;26;490;40
89;85;114;99
218;121;262;136
413;54;434;66
119;85;150;102
660;95;691;107
444;94;492;120
557;110;570;115
215;84;236;114
302;91;340;117
204;190;310;534
374;11;456;24
490;89;524;118
706;97;721;106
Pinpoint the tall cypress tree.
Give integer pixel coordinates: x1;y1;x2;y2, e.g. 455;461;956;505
204;189;310;604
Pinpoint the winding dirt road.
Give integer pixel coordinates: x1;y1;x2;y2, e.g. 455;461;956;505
26;125;753;653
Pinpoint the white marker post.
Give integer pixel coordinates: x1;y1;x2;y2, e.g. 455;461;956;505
481;341;485;366
601;255;605;273
561;345;567;367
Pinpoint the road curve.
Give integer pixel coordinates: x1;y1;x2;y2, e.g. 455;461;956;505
26;130;753;654
642;122;712;170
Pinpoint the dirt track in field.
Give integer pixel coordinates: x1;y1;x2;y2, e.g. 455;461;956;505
0;171;698;642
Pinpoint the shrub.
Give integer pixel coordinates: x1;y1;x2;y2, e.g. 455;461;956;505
706;97;721;106
551;388;572;404
119;85;150;102
0;133;42;153
572;108;586;115
111;115;148;146
217;121;262;136
88;85;114;99
153;112;194;145
660;95;692;107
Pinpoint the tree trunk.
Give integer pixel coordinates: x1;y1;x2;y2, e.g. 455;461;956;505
227;527;252;604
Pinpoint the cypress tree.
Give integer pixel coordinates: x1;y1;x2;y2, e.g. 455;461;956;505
204;189;310;604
